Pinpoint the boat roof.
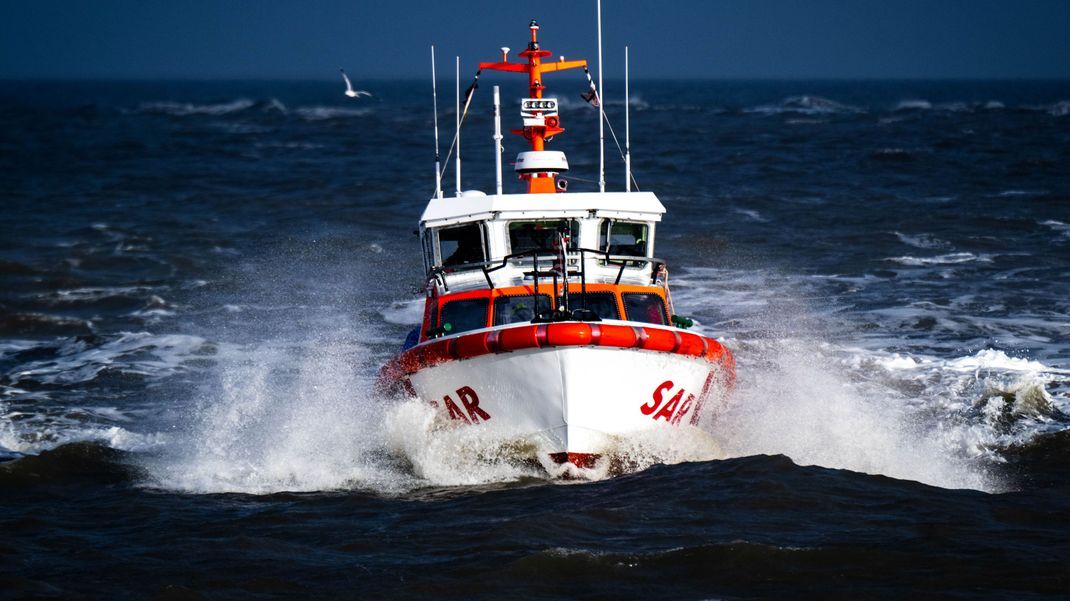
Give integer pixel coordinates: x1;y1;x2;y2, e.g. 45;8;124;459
420;191;666;228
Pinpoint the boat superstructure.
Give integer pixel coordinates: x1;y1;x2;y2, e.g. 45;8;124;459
378;20;735;471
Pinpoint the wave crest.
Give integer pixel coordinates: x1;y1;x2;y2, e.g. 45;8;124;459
745;95;864;116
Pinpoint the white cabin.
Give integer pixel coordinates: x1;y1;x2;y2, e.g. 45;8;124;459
420;191;666;293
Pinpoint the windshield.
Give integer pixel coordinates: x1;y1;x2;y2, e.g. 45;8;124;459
508;219;579;255
599;220;649;256
439;223;485;268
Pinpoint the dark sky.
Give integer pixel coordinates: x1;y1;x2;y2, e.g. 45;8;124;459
2;0;1068;80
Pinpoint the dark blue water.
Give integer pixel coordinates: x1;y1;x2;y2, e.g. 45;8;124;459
2;79;1069;599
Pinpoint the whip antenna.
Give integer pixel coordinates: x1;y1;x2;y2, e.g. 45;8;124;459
431;46;443;199
625;45;631;192
493;85;503;195
597;0;605;193
455;56;462;196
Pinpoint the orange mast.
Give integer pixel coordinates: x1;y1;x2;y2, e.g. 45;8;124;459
479;20;587;194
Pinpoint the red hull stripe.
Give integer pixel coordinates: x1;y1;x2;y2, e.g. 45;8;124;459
378;322;735;386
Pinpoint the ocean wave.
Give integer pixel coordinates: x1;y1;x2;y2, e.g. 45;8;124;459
262;98;288;114
744;95;864;116
893;99;932;112
890;99;1058;115
0;312;93;337
379;299;424;326
294;106;373;121
1046;100;1070;117
136;98;255;116
1040;220;1070;240
7;332;208;386
733;208;768;223
945;349;1064;374
994;189;1047;198
893;232;950;250
0;441;157;485
45;285;159;303
885;252;992;266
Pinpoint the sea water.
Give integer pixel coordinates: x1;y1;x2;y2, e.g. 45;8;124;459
1;79;1068;598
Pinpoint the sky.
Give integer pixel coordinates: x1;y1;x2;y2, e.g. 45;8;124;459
2;0;1068;80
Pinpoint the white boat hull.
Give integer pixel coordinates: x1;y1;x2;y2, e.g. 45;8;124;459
403;345;731;466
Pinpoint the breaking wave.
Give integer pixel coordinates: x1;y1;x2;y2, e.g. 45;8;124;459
671;265;1069;492
134;98;374;121
294;106;373;121
893;231;951;249
137;99;256;116
5;332;208;387
745;95;864;116
885;252;993;266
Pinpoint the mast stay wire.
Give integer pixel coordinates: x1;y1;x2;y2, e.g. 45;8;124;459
438;70;482;190
582;66;640;192
436;66;639;195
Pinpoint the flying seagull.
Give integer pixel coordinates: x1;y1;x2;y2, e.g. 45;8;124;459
340;69;371;98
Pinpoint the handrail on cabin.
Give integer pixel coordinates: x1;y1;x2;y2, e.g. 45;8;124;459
423;249;667;324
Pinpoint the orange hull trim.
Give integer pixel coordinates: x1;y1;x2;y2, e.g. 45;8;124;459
378;321;735;393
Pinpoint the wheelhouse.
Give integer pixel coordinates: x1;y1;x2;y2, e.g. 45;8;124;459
413;191;677;344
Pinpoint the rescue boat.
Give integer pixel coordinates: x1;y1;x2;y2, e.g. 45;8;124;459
378;19;735;472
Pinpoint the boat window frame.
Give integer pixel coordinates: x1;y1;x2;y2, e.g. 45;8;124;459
421;229;435;273
621;292;669;326
437;295;491;334
492;293;553;326
434;221;488;270
575;290;621;320
505;218;581;257
598;219;652;258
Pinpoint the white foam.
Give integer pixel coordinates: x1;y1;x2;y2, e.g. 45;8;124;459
885;252;991;266
382;399;546;486
894;99;932;111
144;334;422;494
734;209;769;222
893;231;950;249
138;99;255;116
47;285;158;302
745;95;864;116
10;332;207;386
710;340;995;491
667;266;1065;492
875;353;920;370
295;106;373;121
945;349;1062;374
0;418;163;456
379;298;424;326
1048;100;1070;117
383;399;724;485
262;98;288;114
1041;220;1070;239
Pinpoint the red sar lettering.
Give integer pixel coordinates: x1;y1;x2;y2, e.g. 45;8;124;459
641;380;695;425
442;385;491;424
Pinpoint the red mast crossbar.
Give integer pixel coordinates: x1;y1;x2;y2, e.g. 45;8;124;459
478;20;587;193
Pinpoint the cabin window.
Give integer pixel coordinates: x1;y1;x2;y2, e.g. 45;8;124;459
493;294;552;325
439;297;489;334
421;230;435;271
599;220;649;256
622;293;668;326
439;222;485;268
576;291;620;320
508;219;579;255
